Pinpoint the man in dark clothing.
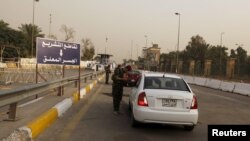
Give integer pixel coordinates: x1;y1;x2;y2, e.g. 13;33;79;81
105;65;111;84
112;64;127;115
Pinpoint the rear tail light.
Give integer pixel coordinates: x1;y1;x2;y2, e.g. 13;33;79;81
191;95;198;109
138;92;148;106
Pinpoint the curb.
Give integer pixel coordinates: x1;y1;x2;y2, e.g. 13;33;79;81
2;75;104;141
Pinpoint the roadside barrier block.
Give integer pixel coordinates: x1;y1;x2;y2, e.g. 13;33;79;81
182;76;194;84
89;83;93;89
93;80;97;86
53;98;73;117
194;77;207;86
2;127;31;141
27;108;58;139
72;92;79;103
80;88;86;98
220;81;235;93
205;79;222;89
233;82;250;96
85;85;91;93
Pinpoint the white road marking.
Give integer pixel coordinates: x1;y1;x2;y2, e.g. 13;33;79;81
18;97;44;108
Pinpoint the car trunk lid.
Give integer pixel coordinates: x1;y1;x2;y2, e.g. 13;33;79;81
144;89;193;112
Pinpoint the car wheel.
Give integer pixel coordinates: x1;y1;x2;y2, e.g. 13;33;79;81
130;110;140;128
184;125;195;131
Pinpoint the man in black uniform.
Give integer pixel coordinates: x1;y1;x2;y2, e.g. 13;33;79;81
112;64;126;115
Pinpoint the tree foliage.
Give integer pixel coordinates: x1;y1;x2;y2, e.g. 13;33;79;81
0;20;25;59
232;46;247;76
183;35;209;74
160;35;232;76
60;24;75;42
0;20;24;46
18;23;44;57
246;56;250;75
81;38;95;60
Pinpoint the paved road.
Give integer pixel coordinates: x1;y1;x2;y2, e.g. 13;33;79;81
35;81;250;141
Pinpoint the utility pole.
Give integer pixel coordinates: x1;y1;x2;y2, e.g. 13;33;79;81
49;14;52;37
31;0;39;58
136;44;139;59
105;37;108;64
144;35;148;48
175;12;181;74
131;40;133;60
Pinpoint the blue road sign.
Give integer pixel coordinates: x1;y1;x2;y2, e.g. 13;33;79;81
36;38;80;65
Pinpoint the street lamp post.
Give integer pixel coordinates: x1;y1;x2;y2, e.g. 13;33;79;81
105;37;108;55
49;14;52;37
31;0;39;58
175;12;181;73
131;40;133;60
105;37;108;64
144;35;148;48
136;44;139;59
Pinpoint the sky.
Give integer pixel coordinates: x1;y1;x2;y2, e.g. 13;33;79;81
1;0;250;63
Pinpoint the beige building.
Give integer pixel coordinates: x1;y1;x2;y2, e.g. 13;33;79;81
142;44;161;71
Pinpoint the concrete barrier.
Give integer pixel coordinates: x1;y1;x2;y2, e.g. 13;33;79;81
194;77;207;86
53;98;73;117
233;82;250;96
80;88;86;98
220;81;236;93
182;75;194;84
205;78;222;89
179;74;250;96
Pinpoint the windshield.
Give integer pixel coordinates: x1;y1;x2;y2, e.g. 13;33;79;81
144;77;190;92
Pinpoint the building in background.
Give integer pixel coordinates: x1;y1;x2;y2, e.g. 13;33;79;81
141;44;161;71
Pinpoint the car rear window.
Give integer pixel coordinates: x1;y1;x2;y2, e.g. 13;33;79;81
144;76;190;92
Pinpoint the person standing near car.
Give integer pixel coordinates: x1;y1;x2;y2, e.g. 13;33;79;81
112;64;127;115
105;64;111;84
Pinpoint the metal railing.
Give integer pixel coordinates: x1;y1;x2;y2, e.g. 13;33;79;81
0;71;104;120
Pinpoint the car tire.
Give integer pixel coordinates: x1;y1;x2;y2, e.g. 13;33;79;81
184;125;195;131
130;110;140;128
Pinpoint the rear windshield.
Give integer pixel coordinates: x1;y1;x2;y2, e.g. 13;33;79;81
144;76;190;92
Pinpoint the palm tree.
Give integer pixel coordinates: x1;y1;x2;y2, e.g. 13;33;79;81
18;24;44;57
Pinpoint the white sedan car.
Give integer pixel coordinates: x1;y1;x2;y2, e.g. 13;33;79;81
129;72;198;131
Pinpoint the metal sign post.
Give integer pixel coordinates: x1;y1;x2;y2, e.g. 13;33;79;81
78;65;81;101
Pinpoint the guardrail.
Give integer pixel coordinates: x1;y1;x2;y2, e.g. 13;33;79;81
0;71;104;121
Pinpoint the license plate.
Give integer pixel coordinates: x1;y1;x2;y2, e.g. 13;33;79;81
162;99;177;107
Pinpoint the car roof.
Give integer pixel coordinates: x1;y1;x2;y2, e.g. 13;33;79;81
142;72;182;79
